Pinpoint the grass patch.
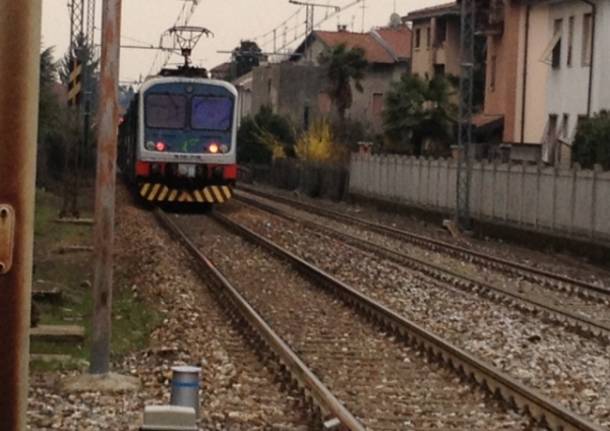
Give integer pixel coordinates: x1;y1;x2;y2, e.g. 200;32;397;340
31;189;162;371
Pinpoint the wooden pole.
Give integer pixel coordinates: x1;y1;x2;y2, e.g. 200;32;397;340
90;0;122;375
0;2;42;429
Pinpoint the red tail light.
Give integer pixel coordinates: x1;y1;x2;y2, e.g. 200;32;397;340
155;141;167;152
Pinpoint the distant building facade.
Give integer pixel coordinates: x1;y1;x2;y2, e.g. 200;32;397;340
289;26;412;132
403;2;461;80
478;0;610;163
250;63;327;130
233;70;253;126
530;0;610;165
210;62;232;81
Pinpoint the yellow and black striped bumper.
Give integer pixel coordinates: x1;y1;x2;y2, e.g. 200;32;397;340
139;184;233;204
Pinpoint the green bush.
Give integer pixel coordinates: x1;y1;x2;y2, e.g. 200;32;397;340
573;110;610;170
237;106;295;164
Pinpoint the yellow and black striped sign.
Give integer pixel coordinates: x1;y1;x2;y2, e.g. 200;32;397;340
68;60;82;107
139;184;233;204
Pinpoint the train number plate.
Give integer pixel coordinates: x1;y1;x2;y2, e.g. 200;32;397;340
178;164;196;178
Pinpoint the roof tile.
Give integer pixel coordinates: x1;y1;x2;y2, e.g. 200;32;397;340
314;31;392;63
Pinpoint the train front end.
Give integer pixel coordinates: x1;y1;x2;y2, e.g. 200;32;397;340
131;77;237;204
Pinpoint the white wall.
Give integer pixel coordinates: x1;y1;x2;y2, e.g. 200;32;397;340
350;154;610;241
518;4;551;145
544;0;610;143
591;0;610;111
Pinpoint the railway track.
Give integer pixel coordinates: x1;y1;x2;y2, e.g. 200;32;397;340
238;185;610;303
158;209;605;431
155;209;364;430
234;192;610;341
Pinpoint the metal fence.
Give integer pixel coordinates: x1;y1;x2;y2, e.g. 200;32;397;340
349;154;610;241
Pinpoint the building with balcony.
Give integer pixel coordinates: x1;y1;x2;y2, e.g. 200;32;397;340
403;2;461;80
482;0;610;164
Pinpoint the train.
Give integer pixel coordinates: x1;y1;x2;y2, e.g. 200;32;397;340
118;69;238;205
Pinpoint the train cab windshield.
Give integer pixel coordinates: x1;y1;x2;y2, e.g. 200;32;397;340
145;93;233;132
145;93;187;129
191;96;233;131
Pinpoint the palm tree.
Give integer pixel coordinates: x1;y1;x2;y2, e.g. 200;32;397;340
383;74;457;156
318;44;368;122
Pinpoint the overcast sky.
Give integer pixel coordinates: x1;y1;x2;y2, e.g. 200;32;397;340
42;0;442;83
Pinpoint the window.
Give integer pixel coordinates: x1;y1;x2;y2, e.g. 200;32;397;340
543;114;559;163
568;16;574;67
561;114;569;138
433;64;445;77
547;114;558;140
435;19;447;46
191;96;233;131
552;19;563;68
303;106;310;131
145;94;186;129
576;114;587;137
490;55;497;91
318;92;332;114
415;28;421;48
582;13;592;66
372;93;384;119
426;27;431;48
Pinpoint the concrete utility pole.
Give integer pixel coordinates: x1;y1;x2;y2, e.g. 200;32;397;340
90;0;122;375
0;2;42;430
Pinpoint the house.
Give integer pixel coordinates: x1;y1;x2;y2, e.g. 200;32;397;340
210;62;232;81
403;2;461;80
250;62;327;130
479;0;609;164
286;25;412;132
233;70;253;126
529;0;609;165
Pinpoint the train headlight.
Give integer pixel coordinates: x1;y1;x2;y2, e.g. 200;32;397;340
208;143;219;154
145;141;155;150
220;145;229;153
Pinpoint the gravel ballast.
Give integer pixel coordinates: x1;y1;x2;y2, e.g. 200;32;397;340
223;203;610;428
178;213;548;431
242;185;610;287
27;192;309;431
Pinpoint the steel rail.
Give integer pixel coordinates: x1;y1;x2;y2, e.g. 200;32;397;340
235;195;610;340
237;186;610;301
212;210;605;431
154;209;366;431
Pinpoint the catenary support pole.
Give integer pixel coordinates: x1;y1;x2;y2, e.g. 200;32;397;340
90;0;122;375
456;0;475;229
0;2;42;430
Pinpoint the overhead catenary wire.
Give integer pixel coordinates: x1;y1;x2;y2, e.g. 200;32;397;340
146;0;202;77
255;0;364;55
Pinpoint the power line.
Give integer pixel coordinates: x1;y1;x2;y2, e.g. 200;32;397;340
248;0;363;56
252;6;304;42
147;0;202;77
268;0;363;55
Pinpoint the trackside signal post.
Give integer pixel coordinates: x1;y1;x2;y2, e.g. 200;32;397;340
0;2;42;430
68;60;83;107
